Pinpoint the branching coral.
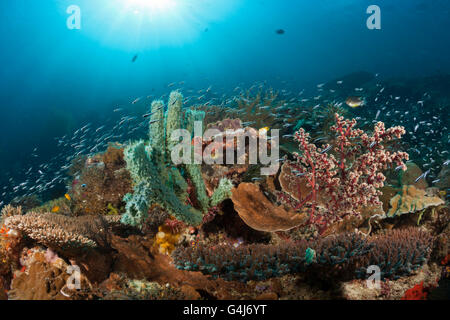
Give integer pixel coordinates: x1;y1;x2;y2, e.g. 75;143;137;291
356;228;434;280
173;228;432;282
173;232;372;282
1;205;23;220
4;212;114;252
277;113;409;230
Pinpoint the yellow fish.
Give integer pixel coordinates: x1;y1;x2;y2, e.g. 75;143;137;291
345;96;365;108
64;193;71;201
51;206;60;213
259;127;269;135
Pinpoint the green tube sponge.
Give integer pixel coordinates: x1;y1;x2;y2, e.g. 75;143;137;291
165;91;183;158
167;166;189;200
121;182;152;227
185;163;210;212
210;178;234;207
123;140;154;184
122;140;203;227
149;100;165;158
185;109;205;137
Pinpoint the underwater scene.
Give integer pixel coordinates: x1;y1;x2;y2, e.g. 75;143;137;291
0;0;449;302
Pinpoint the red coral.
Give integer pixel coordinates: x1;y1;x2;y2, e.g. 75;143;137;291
164;218;186;234
441;254;450;265
401;282;429;300
202;206;219;224
279;114;409;230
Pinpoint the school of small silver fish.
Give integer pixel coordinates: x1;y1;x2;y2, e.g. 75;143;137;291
1;75;449;208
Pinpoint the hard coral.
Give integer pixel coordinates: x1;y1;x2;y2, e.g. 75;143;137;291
356;228;434;280
173;232;371;282
174;227;432;282
4;213;113;253
386;185;445;218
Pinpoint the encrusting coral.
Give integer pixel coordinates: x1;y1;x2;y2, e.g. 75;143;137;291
71;145;132;216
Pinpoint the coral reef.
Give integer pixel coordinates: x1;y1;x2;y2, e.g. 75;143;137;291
0;87;447;301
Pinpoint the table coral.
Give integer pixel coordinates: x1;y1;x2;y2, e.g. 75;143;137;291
386;185;445;218
4;213;114;252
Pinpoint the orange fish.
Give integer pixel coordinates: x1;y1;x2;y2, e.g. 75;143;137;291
64;193;71;201
52;206;60;213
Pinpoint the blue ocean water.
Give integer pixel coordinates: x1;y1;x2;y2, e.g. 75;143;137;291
0;0;449;205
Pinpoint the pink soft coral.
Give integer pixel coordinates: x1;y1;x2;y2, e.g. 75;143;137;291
278;113;409;230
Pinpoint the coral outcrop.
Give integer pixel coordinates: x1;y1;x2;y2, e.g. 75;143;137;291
386;185;445;218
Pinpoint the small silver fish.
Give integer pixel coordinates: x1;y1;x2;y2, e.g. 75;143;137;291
149;119;162;125
320;145;332;154
414;169;430;183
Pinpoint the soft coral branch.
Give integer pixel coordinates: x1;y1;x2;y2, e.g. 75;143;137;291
279;113;409;230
